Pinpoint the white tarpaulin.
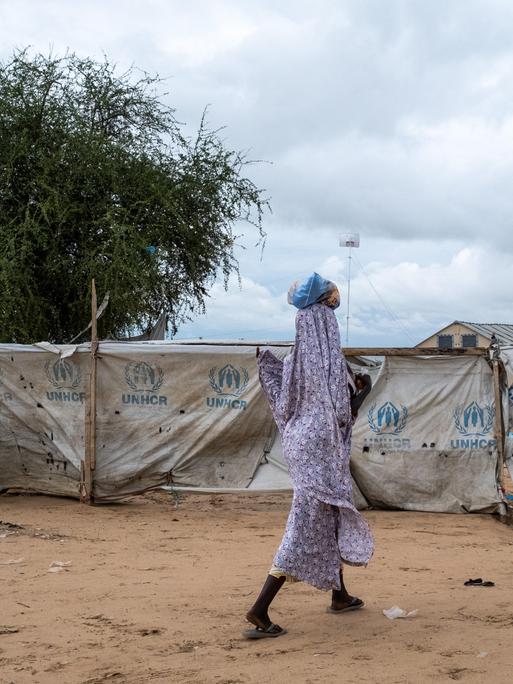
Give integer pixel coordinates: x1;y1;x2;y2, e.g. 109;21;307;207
0;344;88;497
93;342;287;498
0;343;504;512
351;355;503;512
0;342;288;499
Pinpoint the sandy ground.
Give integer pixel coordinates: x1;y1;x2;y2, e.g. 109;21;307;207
1;491;513;684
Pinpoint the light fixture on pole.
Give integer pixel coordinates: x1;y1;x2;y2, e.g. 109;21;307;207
339;232;360;346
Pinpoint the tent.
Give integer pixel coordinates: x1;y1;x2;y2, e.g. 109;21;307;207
0;341;508;513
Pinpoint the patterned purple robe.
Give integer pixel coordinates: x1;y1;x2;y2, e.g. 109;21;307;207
258;303;374;590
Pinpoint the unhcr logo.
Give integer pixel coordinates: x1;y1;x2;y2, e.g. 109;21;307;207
368;401;408;435
451;400;496;447
125;361;164;392
45;358;85;403
206;363;249;410
45;358;81;389
453;401;494;437
209;364;249;397
122;361;168;406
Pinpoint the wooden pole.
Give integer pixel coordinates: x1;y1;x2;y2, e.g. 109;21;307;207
81;280;98;504
166;342;487;356
342;347;487;357
492;358;505;490
90;281;98;475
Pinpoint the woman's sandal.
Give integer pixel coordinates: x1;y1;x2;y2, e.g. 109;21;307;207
244;623;287;639
326;596;364;613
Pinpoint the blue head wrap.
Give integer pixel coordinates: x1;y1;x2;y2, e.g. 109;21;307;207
288;272;339;310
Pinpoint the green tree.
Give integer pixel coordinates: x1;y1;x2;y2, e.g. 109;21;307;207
0;50;268;343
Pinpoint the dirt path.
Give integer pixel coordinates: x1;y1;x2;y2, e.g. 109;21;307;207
1;491;512;683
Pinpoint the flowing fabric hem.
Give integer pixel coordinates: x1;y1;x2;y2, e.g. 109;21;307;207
342;558;371;568
273;486;374;589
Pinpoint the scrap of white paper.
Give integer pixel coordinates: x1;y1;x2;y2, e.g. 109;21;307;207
48;560;72;573
383;606;418;620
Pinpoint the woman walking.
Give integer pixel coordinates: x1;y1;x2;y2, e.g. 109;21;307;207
244;273;374;639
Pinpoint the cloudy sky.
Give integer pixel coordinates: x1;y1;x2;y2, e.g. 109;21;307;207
3;0;513;345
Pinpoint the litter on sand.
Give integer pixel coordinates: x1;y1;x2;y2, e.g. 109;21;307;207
383;606;418;620
0;558;24;565
48;560;72;573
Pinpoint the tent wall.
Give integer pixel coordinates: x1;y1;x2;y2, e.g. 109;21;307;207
93;343;285;499
0;343;504;512
0;343;288;500
350;356;502;512
0;346;87;497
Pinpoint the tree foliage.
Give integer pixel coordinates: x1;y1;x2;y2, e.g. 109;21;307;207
0;50;268;343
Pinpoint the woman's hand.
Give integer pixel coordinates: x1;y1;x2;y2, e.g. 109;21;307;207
350;373;372;418
355;373;371;391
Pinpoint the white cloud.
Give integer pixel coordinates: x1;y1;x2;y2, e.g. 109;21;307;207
175;275;294;340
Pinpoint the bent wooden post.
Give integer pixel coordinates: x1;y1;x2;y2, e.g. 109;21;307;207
81;279;98;504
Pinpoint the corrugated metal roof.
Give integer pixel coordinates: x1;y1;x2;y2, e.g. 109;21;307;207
456;321;513;345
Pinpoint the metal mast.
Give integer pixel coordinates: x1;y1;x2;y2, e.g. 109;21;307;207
339;233;360;346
